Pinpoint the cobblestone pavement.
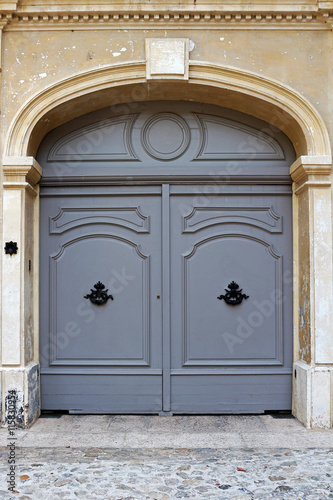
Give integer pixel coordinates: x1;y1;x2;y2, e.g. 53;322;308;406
0;447;332;499
0;415;332;499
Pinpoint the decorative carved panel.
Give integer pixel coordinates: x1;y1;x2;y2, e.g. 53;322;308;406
47;115;139;162
50;207;150;234
183;206;282;233
194;114;285;161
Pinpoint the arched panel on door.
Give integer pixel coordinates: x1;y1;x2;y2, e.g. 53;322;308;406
37;101;295;183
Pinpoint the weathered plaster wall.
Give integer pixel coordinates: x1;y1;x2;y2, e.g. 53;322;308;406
23;188;35;366
298;193;311;365
1;29;333;146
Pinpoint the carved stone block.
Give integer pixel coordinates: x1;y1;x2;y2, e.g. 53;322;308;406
145;38;189;80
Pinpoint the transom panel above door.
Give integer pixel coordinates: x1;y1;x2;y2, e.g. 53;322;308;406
37;101;295;182
37;101;295;414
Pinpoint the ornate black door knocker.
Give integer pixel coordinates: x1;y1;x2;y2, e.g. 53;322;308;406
217;281;249;306
84;281;114;305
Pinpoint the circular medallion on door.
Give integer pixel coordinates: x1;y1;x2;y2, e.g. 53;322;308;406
141;113;190;160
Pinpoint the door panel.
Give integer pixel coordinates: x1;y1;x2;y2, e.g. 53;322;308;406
170;374;293;413
181;235;282;364
40;190;162;412
170;189;293;413
50;237;150;364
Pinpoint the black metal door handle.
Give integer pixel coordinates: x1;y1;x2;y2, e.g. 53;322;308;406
84;281;114;305
217;281;249;305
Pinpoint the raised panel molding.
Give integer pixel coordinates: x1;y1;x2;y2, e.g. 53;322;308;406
194;114;285;161
47;115;139;162
49;234;150;366
50;207;150;234
183;206;282;233
182;234;283;367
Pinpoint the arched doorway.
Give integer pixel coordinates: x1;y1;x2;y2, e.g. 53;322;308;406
37;101;295;413
2;61;331;427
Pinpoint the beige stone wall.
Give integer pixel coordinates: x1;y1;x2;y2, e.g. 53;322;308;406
0;1;332;428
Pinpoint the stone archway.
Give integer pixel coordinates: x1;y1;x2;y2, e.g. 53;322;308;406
3;61;331;159
1;60;332;428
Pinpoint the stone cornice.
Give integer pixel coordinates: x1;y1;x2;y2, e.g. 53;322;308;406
1;1;332;30
319;1;333;7
0;1;17;14
290;155;332;194
12;1;330;14
2;156;42;188
2;13;333;30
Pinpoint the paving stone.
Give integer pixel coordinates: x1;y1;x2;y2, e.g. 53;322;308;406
54;479;73;487
275;485;293;491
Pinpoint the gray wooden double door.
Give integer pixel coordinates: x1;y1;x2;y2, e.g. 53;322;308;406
38;102;294;413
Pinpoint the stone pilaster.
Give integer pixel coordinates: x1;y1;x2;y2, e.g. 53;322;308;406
290;155;333;428
1;156;41;427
